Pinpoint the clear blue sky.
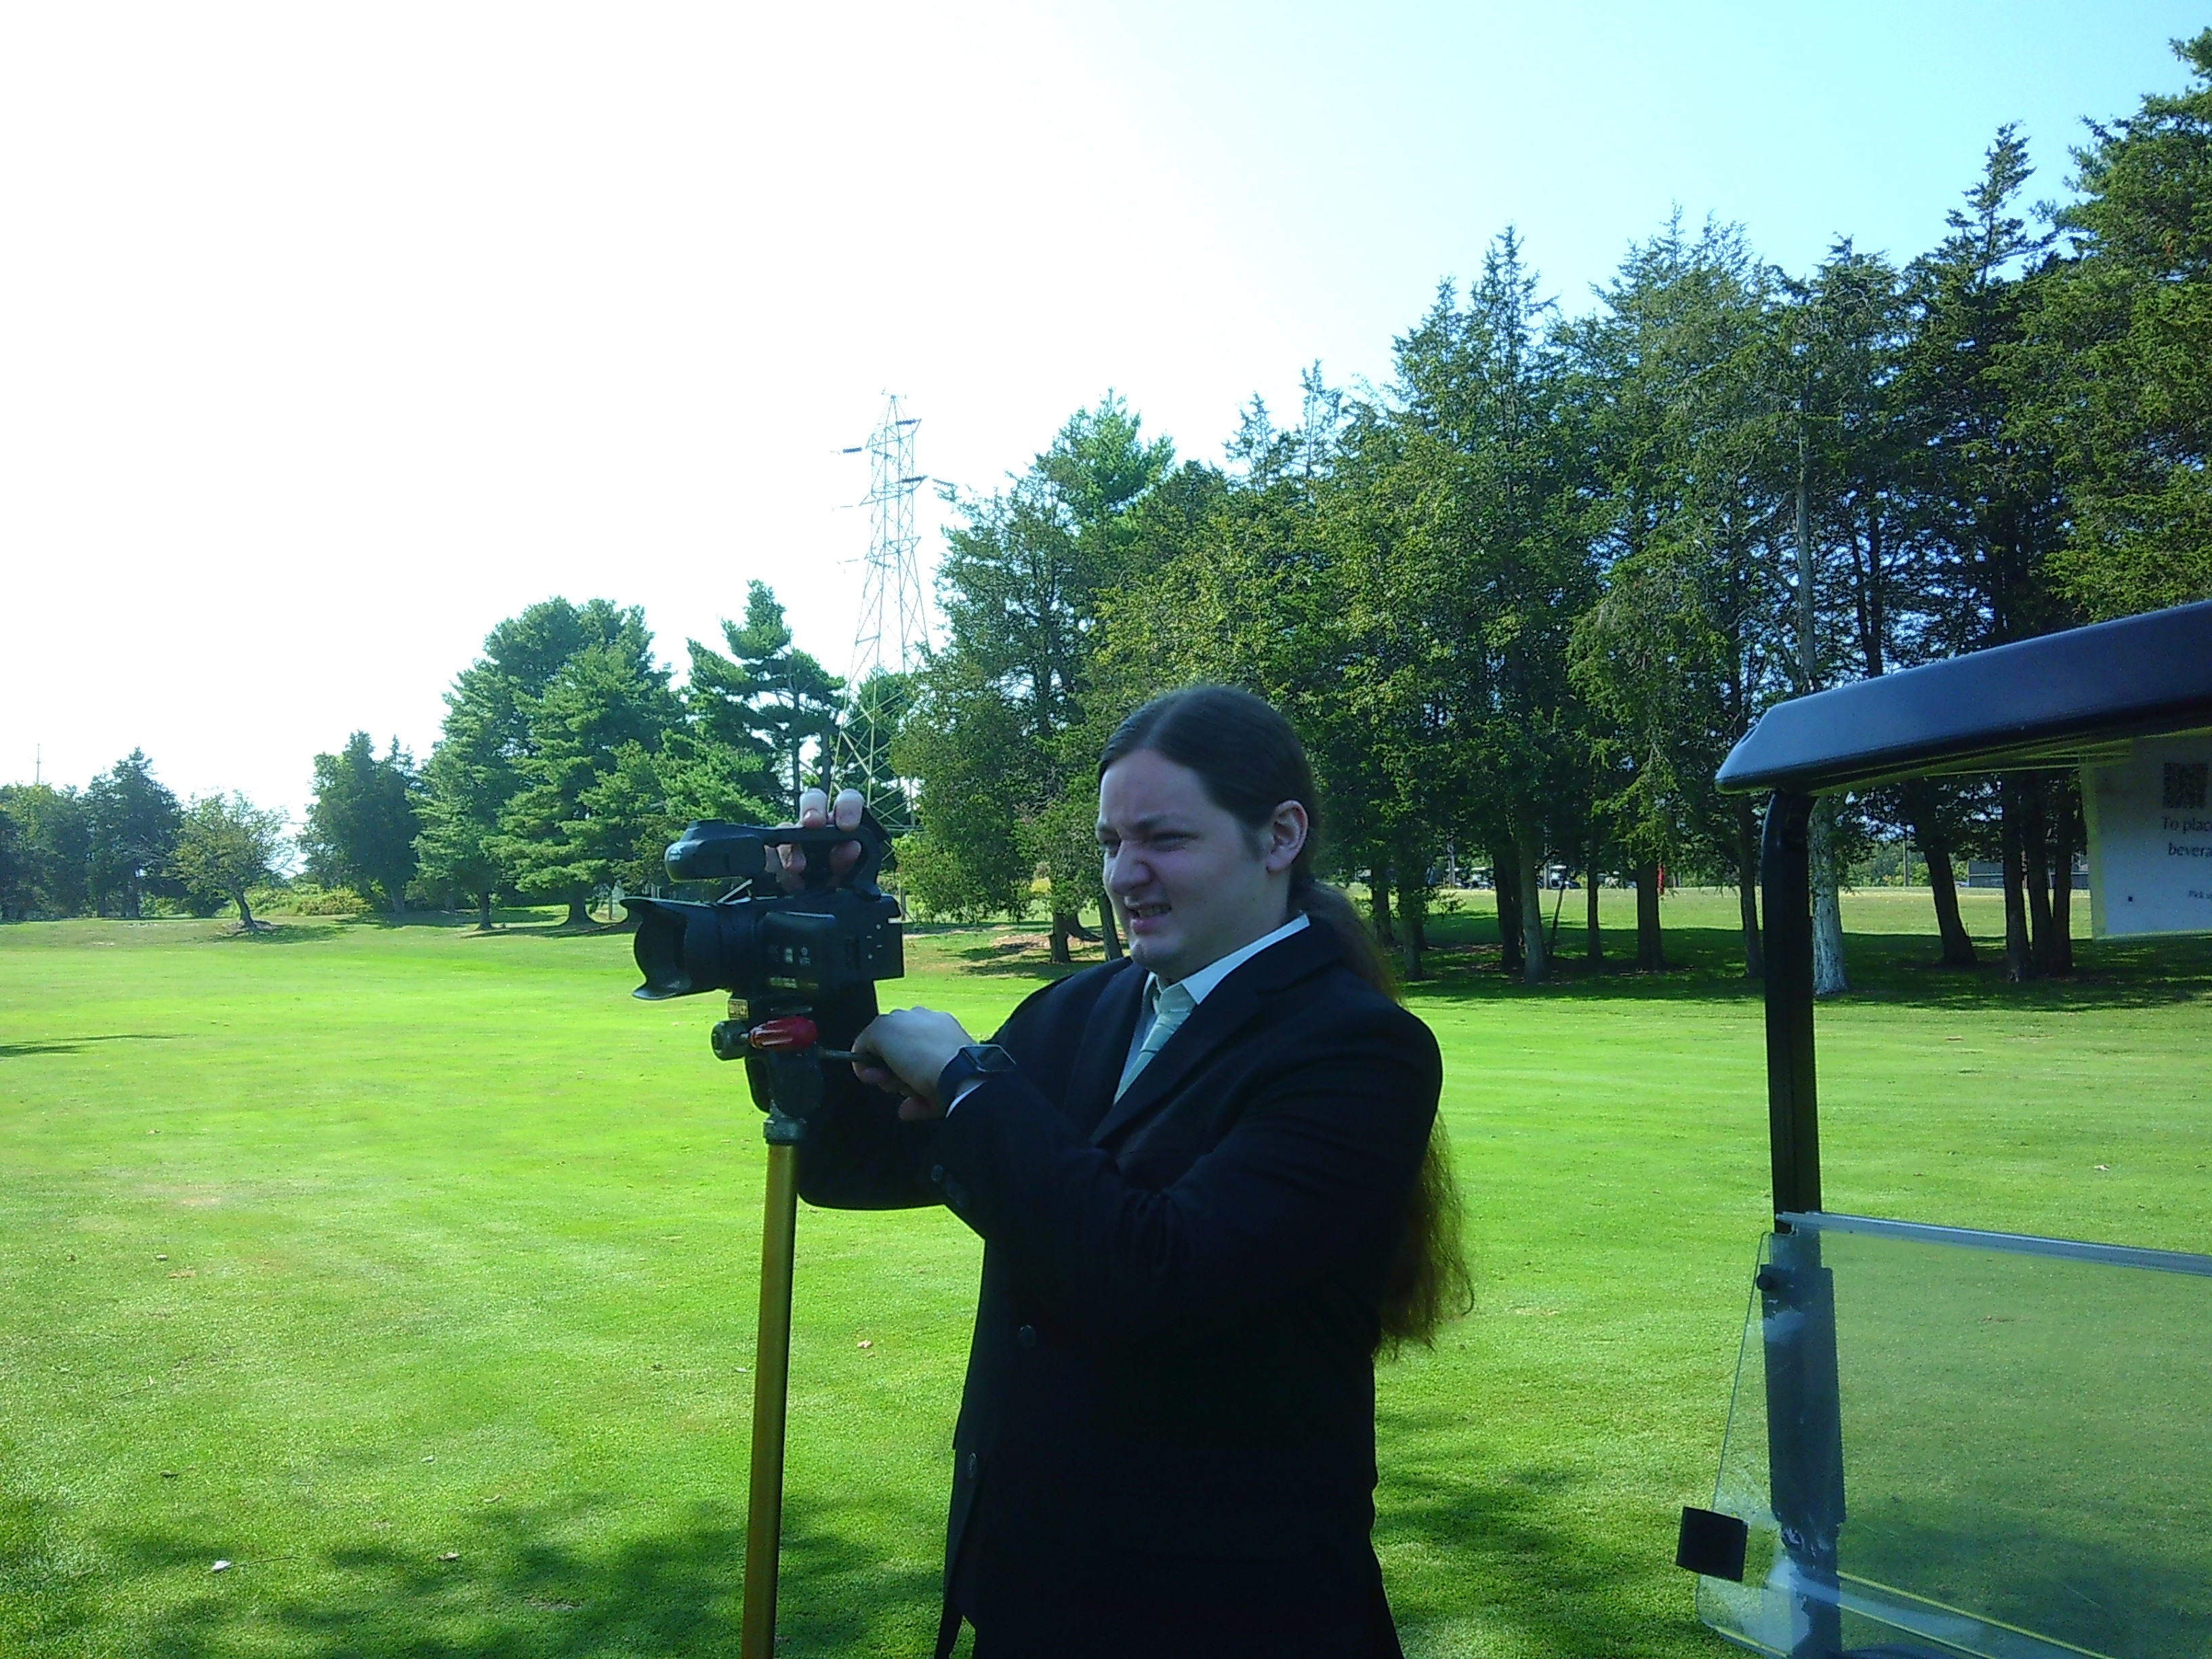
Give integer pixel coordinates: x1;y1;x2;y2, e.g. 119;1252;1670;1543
1;1;2200;821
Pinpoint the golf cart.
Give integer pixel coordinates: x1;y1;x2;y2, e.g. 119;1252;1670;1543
1674;598;2212;1659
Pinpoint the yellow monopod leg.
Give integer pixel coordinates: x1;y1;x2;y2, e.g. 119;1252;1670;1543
740;1132;802;1659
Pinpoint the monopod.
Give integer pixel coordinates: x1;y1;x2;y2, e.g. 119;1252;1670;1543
622;813;903;1658
728;1010;848;1659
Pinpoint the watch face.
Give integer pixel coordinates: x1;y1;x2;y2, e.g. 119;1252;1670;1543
966;1044;1016;1072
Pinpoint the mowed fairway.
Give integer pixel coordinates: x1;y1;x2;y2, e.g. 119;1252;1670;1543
3;894;2209;1658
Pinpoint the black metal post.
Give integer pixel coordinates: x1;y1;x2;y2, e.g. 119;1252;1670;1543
1757;790;1843;1658
1761;791;1821;1218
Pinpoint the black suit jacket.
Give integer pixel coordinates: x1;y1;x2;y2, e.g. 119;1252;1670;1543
796;922;1441;1658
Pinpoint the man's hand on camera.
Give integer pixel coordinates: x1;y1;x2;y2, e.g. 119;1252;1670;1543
852;1008;975;1122
778;787;867;890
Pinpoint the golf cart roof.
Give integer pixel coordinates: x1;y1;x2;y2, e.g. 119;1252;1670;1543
1715;598;2212;796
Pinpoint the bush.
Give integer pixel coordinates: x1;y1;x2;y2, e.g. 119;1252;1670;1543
895;833;1033;925
264;882;371;918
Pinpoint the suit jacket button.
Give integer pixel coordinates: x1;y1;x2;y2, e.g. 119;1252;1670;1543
929;1164;945;1184
1017;1324;1036;1349
966;1452;979;1479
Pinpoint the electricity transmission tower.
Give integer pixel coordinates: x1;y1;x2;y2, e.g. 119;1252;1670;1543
833;396;930;832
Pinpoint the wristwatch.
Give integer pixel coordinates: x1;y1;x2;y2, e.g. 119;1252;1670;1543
937;1042;1017;1103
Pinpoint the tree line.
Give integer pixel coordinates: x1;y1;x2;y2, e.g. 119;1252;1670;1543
6;38;2207;983
0;583;853;930
894;39;2212;987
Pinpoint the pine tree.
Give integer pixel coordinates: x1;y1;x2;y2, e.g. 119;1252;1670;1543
2032;30;2212;618
683;581;842;818
417;598;650;925
302;735;422;914
85;751;183;918
495;622;680;925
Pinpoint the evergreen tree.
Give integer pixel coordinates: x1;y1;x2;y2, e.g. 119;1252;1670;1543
891;662;1038;923
2036;30;2212;619
0;783;91;918
684;582;842;819
1904;128;2073;980
417;597;649;925
0;802;23;922
495;621;681;925
302;734;422;914
85;751;182;918
1390;231;1595;981
1563;218;1788;975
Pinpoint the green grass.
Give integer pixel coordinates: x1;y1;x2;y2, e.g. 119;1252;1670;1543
2;893;2207;1656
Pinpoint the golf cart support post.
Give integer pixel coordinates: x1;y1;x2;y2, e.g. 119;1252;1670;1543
1678;598;2212;1659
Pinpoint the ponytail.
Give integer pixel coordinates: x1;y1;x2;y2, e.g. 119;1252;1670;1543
1291;872;1397;1000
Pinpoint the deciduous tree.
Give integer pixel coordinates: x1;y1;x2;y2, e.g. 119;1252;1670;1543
172;793;288;928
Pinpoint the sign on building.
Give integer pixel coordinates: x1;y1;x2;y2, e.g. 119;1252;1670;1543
2083;739;2212;937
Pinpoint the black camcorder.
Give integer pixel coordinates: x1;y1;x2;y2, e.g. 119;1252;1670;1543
623;816;904;1008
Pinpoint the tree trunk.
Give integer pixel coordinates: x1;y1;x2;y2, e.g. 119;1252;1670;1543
1098;897;1123;962
1635;859;1666;970
1516;835;1547;985
1048;909;1077;965
1492;843;1523;976
1585;849;1603;966
476;890;495;932
1734;798;1764;979
1395;872;1427;981
232;888;258;930
1811;795;1848;997
563;893;591;928
2050;779;2077;976
1368;865;1395;947
1904;782;1977;968
2021;777;2056;974
2001;778;2036;983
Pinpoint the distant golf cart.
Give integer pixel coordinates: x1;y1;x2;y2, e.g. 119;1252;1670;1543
1674;599;2212;1659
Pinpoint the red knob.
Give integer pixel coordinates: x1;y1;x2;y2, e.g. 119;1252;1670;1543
749;1015;819;1052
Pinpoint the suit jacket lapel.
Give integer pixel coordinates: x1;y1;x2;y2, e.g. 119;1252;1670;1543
1067;961;1145;1137
1087;922;1344;1148
1087;975;1267;1147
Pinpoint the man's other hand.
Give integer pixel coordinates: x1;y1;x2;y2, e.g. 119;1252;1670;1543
777;787;866;890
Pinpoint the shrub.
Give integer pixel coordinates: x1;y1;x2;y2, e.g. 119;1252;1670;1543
266;882;371;918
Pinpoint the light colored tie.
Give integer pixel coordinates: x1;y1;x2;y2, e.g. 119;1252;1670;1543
1116;980;1195;1101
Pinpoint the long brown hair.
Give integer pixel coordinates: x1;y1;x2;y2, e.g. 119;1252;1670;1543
1099;684;1472;1351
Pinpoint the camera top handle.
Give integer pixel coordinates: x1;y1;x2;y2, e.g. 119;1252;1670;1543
663;813;892;897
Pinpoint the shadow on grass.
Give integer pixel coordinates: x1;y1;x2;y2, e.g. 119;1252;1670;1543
1398;921;2212;1015
928;932;1109;981
449;919;636;943
0;1033;184;1059
1377;1403;1721;1658
909;912;2211;1012
205;922;348;945
16;1497;943;1658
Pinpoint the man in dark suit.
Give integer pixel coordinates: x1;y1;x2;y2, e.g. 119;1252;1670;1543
791;687;1448;1658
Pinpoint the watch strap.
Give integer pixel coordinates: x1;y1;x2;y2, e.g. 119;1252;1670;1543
937;1042;1015;1103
